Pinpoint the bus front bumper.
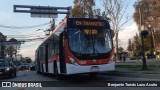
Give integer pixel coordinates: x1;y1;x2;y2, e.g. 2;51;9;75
66;61;115;75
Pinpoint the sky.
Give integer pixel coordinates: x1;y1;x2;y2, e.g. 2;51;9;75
0;0;138;60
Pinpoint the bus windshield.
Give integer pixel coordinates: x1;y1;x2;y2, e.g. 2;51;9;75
68;28;112;55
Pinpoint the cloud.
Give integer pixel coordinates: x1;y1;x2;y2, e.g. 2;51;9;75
19;41;42;60
19;48;35;60
118;22;139;49
0;12;11;21
16;30;47;61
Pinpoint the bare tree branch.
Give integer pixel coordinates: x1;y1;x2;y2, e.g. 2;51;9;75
103;0;131;60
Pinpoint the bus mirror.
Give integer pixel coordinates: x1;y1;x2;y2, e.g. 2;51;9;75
111;30;115;38
63;31;67;39
63;27;68;39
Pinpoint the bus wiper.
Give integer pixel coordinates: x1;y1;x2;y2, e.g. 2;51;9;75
90;53;98;56
77;53;82;56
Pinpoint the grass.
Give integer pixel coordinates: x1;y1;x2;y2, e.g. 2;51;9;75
115;65;160;74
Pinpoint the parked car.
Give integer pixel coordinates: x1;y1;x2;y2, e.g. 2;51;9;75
18;63;25;70
29;64;36;71
24;64;30;70
0;60;16;78
18;63;30;70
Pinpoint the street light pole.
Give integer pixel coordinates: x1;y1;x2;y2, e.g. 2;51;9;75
141;34;147;70
137;2;148;70
140;26;149;70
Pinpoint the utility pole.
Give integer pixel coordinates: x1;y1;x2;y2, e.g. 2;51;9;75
140;28;149;70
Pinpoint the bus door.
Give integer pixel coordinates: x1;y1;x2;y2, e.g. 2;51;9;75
59;32;66;73
37;51;40;72
45;44;48;72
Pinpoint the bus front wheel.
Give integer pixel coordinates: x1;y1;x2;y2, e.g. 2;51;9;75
54;63;62;80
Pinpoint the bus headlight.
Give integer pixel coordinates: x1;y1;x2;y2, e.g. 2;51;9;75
6;68;10;71
68;56;79;66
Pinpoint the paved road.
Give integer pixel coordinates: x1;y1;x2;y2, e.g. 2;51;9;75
0;70;159;90
2;70;159;81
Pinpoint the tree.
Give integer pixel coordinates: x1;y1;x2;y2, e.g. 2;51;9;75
72;0;95;18
127;33;142;56
133;34;141;52
133;0;160;29
103;0;131;59
133;0;160;52
133;33;142;57
6;46;17;58
6;38;19;58
118;47;124;53
127;39;132;52
24;57;32;63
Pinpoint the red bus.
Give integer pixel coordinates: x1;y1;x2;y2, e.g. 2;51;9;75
35;18;115;79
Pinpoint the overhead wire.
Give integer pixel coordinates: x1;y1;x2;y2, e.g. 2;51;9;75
1;28;47;40
0;22;51;49
0;22;51;29
13;33;45;38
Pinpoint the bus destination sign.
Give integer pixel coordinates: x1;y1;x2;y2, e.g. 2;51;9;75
76;21;103;27
68;18;108;28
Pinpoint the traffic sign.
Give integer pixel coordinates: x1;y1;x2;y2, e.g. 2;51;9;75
14;5;72;18
30;8;58;18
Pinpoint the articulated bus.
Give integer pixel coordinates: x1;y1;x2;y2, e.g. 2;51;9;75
35;18;115;79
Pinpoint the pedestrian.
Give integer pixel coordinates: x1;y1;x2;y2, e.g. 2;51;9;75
123;55;126;62
119;54;122;62
147;53;150;59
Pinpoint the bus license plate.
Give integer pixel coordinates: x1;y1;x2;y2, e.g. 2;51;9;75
90;66;99;72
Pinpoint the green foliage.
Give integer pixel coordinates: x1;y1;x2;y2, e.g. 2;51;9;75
127;39;132;51
24;57;32;63
118;47;124;53
21;57;32;63
127;33;142;57
6;46;17;57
